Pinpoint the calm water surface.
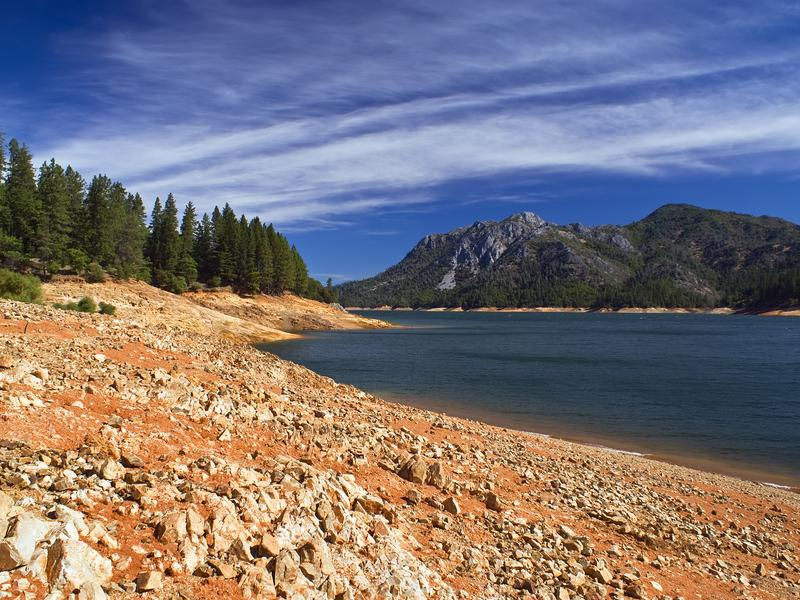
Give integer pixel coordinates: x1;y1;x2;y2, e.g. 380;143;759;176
260;312;800;486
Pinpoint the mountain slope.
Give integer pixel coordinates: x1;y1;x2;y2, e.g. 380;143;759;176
338;204;800;309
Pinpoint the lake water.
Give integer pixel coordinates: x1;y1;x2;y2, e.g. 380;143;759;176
260;311;800;487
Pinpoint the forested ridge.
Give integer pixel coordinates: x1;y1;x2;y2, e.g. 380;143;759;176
0;133;336;302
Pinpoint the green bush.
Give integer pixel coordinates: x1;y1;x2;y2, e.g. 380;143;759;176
67;248;90;273
84;262;106;283
77;296;97;312
208;276;222;288
188;281;204;292
54;296;98;313
0;269;43;303
98;302;116;315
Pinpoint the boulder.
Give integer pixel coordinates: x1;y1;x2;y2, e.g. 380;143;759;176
135;571;162;592
397;456;428;484
46;538;112;592
155;511;188;543
0;513;55;570
485;492;503;512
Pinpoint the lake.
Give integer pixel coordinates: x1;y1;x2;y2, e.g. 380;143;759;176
260;311;800;487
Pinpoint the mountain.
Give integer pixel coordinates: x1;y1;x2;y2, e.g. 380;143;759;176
337;204;800;309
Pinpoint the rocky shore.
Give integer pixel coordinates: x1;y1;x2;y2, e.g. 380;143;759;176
0;284;798;599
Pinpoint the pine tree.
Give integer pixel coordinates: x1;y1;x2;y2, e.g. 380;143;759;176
291;245;308;295
64;166;86;252
5;139;41;253
156;193;180;274
250;218;273;293
216;204;238;285
114;192;148;279
36;159;72;266
0;133;7;236
147;197;163;267
84;175;115;263
268;225;295;293
193;213;214;281
177;202;198;284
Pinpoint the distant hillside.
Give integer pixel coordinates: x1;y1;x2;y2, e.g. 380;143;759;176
337;204;800;309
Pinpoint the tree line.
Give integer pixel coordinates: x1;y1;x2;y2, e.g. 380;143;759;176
0;134;337;302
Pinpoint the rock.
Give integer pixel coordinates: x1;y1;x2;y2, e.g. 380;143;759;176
485;492;503;512
218;429;232;442
624;583;647;599
444;497;461;515
587;566;614;585
154;511;188;543
253;533;280;557
404;489;423;505
0;513;54;570
755;563;767;576
121;453;145;468
98;459;125;481
209;559;237;579
0;491;13;519
46;538;112;592
273;549;300;592
135;570;162;592
209;508;246;554
185;507;205;537
398;455;428;484
240;563;277;599
558;524;576;538
426;461;450;489
0;355;14;369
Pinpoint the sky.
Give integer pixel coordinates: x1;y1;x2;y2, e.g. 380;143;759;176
2;0;800;282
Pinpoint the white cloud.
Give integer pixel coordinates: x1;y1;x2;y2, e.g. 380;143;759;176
20;0;800;228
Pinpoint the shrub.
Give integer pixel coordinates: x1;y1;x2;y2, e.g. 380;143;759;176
98;302;116;315
208;276;222;288
154;270;187;294
189;281;204;292
84;262;106;283
77;296;97;312
67;248;90;273
54;296;98;313
0;269;42;303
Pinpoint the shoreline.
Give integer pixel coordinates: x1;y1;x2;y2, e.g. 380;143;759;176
3;293;800;599
372;390;800;493
347;305;800;316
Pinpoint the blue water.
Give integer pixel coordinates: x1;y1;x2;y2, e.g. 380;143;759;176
260;312;800;486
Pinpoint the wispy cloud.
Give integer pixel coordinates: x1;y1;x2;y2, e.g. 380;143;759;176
13;0;800;228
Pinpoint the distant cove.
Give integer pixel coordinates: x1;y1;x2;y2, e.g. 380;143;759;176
261;310;800;487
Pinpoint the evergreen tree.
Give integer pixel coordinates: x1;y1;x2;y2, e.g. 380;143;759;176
5;139;40;253
268;224;294;293
235;214;254;291
154;193;180;274
114;192;148;279
36;159;72;266
147;197;163;266
177;202;198;284
84;175;115;263
291;245;308;295
0;133;7;236
193;213;214;281
216;203;238;285
250;218;274;293
64;166;86;252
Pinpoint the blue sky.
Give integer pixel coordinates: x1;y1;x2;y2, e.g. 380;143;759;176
2;1;800;281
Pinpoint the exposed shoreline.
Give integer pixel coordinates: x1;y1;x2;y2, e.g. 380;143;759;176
370;389;800;492
2;282;799;599
347;305;800;316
